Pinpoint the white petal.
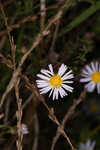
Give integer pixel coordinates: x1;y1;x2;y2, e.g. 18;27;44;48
40;69;51;77
79;143;86;150
40;86;52;94
79;140;95;150
63;80;73;84
58;87;67;98
99;64;100;72
49;64;54;74
62;74;74;80
85;65;93;74
91;62;96;72
49;89;54;97
80;77;91;83
95;61;98;71
62;84;73;92
86;140;91;147
58;64;67;76
82;69;91;77
37;74;50;80
97;83;100;94
62;70;73;79
37;82;49;88
59;88;64;98
85;81;95;92
52;88;59;100
91;141;96;149
53;88;58;100
55;88;59;100
82;69;89;75
36;80;48;83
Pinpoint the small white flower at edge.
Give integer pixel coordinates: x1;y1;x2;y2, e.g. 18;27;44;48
36;64;74;100
80;61;100;94
78;139;96;150
22;124;29;135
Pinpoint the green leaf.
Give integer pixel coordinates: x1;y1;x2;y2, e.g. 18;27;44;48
59;1;100;36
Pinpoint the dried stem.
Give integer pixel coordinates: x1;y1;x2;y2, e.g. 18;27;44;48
0;0;70;107
16;79;23;150
0;30;49;108
40;0;46;32
51;89;86;150
1;6;23;150
32;112;39;150
49;20;60;54
21;74;76;150
0;2;67;37
40;0;46;53
0;15;38;37
0;5;16;69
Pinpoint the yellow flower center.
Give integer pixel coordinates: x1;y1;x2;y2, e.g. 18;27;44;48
90;104;99;113
91;72;100;83
49;75;62;87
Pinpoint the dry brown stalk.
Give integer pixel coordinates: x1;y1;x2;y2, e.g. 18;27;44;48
0;30;49;108
0;0;72;107
4;94;12;123
0;113;4;119
0;1;80;150
40;0;46;55
1;6;23;150
0;1;71;37
32;112;39;150
0;16;38;37
0;53;13;69
0;4;16;69
21;74;75;150
49;19;60;63
51;89;86;150
40;0;46;32
15;79;23;150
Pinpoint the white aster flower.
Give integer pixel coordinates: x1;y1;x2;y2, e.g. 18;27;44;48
21;124;29;135
78;140;96;150
36;64;74;100
80;61;100;94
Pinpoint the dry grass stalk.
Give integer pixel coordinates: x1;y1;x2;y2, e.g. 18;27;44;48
21;74;76;150
0;6;23;150
51;89;86;150
16;79;23;150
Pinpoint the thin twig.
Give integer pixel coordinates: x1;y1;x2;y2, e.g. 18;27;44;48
49;20;60;63
0;1;72;37
51;89;86;150
40;0;46;32
0;0;64;107
1;6;23;150
16;79;23;150
4;94;12;123
32;112;39;150
40;0;46;53
0;16;38;37
0;0;73;116
0;30;49;108
22;74;75;150
49;20;60;53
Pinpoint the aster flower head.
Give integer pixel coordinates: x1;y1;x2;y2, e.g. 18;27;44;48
36;64;74;100
21;124;29;135
82;96;100;117
80;61;100;94
78;140;96;150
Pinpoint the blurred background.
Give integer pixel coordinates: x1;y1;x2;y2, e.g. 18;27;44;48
0;0;100;150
